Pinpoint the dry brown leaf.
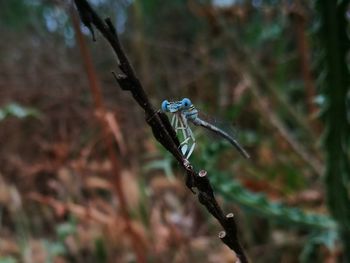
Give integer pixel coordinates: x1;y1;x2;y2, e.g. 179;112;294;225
29;193;117;224
287;189;323;205
53;256;68;263
150;176;185;196
57;167;78;196
121;170;140;208
150;203;171;254
0;238;19;255
0;175;11;205
0;175;22;212
190;237;210;251
26;240;48;263
64;235;79;256
103;215;127;246
209;243;239;263
87;159;112;173
233;80;249;103
104;111;126;156
130;220;149;249
85;176;113;191
9;186;22;212
257;143;274;166
40;142;70;162
143;137;158;154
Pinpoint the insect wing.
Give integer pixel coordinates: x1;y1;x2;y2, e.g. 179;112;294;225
192;113;250;159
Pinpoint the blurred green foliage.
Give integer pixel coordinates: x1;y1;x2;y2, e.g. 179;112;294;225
316;1;350;261
0;103;41;121
0;258;17;263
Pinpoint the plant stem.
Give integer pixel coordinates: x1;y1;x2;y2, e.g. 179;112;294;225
317;1;350;261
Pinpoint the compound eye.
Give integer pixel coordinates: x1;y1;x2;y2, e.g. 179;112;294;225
181;98;192;108
161;100;169;111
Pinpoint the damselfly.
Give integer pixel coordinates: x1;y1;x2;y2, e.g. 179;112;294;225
161;98;250;159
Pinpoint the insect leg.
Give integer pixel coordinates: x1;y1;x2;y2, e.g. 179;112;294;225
172;114;179;132
177;114;191;156
185;125;196;159
180;114;197;158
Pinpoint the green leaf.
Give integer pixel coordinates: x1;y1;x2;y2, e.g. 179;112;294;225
0;257;17;263
56;221;77;240
44;240;66;257
211;172;337;230
300;230;339;263
143;157;174;179
0;103;41;121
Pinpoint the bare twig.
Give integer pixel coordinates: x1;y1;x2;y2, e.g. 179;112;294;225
73;0;249;262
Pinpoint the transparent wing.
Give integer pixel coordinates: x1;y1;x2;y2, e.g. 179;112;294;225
190;115;250;159
197;111;240;138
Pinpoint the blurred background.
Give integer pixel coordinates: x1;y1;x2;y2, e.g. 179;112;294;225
0;0;349;262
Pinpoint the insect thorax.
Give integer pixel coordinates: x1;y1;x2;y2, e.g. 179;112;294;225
182;106;198;121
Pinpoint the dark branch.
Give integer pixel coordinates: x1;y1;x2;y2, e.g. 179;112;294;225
73;1;248;262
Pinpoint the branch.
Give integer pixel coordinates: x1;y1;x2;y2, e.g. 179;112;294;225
73;1;248;262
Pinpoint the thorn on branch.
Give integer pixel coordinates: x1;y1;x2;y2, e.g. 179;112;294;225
112;72;132;90
199;169;207;177
219;230;227;240
196;170;214;198
225;213;238;235
105;17;117;36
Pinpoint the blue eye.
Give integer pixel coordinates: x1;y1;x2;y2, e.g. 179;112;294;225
182;98;192;108
161;100;169;111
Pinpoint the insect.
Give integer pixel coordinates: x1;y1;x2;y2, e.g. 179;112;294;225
161;98;250;159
